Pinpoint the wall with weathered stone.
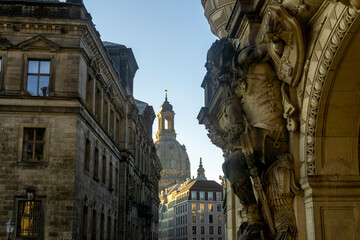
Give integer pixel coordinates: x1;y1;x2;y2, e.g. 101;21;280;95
0;113;77;239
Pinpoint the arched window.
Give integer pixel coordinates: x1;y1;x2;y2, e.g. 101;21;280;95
165;118;171;130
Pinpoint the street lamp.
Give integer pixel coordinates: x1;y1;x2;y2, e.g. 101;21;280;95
5;219;15;240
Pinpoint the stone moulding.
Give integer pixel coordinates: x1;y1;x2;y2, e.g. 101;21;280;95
303;4;359;176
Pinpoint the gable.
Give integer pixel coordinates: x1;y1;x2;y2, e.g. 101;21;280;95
16;35;61;51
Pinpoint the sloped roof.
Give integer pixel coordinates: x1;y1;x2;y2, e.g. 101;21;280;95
102;41;126;48
135;99;148;115
172;179;222;195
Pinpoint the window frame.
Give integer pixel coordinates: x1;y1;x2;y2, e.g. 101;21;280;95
14;189;46;239
25;58;53;97
18;124;50;167
191;191;197;200
199;191;205;200
0;55;5;91
216;192;222;201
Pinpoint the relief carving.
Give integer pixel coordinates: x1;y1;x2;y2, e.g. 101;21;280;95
329;0;360;10
203;5;304;240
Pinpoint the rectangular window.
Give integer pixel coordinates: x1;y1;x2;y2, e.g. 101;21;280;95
217;204;221;212
110;108;114;136
218;214;222;224
22;128;45;162
209;215;213;223
208;204;213;212
103;99;109;130
115;168;119;193
82;205;88;239
192;214;196;223
17;200;43;237
92;209;97;240
113;219;117;240
201;226;205;235
100;213;104;240
218;226;222;235
94;147;99;179
191;191;197;200
85;139;90;172
95;86;102;121
102;154;106;183
200;214;204;223
192;226;196;235
87;75;93;110
209;226;214;235
109;161;113;191
208;192;213;201
200;204;204;213
216;192;222;201
192;204;196;213
27;60;50;96
200;191;205;200
107;216;111;240
116;117;120;143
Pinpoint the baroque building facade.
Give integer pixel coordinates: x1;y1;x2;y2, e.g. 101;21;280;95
0;0;161;239
198;0;360;239
155;93;191;192
159;160;225;240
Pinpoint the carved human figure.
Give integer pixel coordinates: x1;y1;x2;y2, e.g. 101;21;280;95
206;38;297;240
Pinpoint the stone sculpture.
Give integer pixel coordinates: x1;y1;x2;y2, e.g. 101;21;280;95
203;5;304;240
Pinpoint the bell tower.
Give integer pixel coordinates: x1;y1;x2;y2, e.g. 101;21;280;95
156;90;176;140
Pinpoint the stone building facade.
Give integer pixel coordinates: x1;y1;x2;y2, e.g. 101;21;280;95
159;162;225;240
198;0;360;239
0;0;161;239
154;93;191;192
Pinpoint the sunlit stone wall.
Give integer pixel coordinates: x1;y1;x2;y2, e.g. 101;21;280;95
201;0;236;38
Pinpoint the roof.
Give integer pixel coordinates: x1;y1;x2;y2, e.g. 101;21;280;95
162;179;223;197
102;41;126;48
135;99;148;115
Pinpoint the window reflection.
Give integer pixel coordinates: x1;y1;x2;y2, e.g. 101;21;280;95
27;60;50;96
22;128;45;162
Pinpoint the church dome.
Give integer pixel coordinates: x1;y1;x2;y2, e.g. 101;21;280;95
154;138;190;178
155;91;191;191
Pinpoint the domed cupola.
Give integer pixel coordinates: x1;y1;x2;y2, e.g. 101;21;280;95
156;90;176;140
155;90;191;192
160;91;173;113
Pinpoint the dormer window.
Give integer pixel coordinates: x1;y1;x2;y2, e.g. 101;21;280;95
27;60;50;96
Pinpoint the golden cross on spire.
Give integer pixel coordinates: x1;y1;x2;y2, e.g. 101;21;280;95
165;89;168;101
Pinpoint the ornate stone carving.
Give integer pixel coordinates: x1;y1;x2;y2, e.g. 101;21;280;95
264;154;299;239
258;5;305;88
329;0;360;10
202;5;305;239
255;4;304;131
304;6;359;175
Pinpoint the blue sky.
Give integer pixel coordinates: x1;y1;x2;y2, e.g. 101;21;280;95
83;0;223;182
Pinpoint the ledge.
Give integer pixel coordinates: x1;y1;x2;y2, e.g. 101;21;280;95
300;175;360;202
